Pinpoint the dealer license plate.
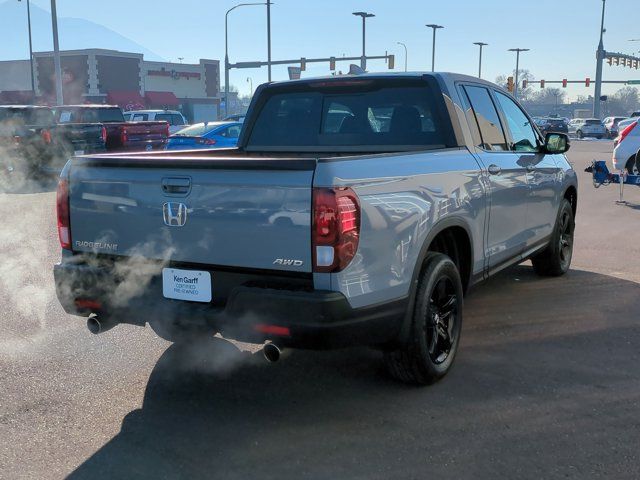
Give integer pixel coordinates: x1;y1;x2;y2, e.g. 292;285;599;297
162;268;212;303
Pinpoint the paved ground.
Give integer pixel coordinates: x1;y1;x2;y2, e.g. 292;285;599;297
1;141;639;479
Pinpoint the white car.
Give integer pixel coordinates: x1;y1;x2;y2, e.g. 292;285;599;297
568;118;607;139
612;119;640;174
123;110;188;134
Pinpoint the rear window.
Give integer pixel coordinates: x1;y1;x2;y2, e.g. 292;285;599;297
156;113;185;126
57;108;124;123
0;107;54;126
585;119;602;125
246;80;450;151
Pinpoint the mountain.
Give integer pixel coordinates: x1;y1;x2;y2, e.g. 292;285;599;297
0;1;164;61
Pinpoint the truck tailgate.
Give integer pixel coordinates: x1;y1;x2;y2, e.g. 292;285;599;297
68;156;315;273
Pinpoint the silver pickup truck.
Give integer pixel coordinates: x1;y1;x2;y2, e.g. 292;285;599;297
54;73;577;385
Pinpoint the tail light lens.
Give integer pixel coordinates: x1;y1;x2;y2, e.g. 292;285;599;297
101;126;107;143
41;129;52;144
120;127;128;145
56;178;71;250
196;138;217;145
618;121;638;144
312;187;360;273
163;122;170;138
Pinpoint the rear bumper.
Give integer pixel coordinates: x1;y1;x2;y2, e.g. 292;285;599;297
53;259;406;349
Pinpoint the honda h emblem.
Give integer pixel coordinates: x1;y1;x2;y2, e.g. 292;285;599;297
163;202;188;227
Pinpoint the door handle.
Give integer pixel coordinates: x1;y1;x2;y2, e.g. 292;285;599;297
526;164;536;172
162;177;192;196
487;164;501;175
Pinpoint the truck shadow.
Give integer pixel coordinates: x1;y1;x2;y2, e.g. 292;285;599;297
68;266;640;479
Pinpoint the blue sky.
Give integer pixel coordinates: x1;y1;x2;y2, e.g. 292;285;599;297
12;0;640;99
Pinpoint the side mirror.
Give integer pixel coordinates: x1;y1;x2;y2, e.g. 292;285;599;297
544;132;570;154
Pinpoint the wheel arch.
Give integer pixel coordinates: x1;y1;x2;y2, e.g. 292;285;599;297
563;185;578;218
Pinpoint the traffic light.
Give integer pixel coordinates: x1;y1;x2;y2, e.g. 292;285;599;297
388;54;395;70
522;79;528;89
507;76;514;92
585;77;591;87
562;78;568;88
613;57;619;66
607;57;613;66
540;79;545;88
329;56;336;71
300;57;306;71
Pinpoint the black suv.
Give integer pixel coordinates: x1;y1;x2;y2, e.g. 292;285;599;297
535;117;569;136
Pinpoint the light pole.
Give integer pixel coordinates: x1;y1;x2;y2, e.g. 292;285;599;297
425;24;444;72
397;42;408;72
508;48;529;99
50;0;63;105
593;0;607;118
247;77;253;96
18;0;35;99
225;2;265;118
353;12;375;71
473;42;488;78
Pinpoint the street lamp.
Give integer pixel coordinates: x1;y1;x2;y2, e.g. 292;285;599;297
18;0;35;99
397;42;408;72
225;2;266;118
508;48;529;99
50;0;63;105
594;0;607;118
473;42;488;78
352;12;375;70
425;24;444;72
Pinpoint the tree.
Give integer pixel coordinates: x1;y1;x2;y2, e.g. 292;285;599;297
529;87;567;106
495;69;535;101
608;86;640;116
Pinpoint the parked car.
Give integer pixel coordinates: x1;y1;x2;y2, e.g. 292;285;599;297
56;105;169;152
54;73;577;386
223;114;246;123
123;109;188;134
568;118;606;139
630;111;640;118
0;105;106;178
612;119;640;174
602;116;628;139
166;122;243;150
535;117;569;136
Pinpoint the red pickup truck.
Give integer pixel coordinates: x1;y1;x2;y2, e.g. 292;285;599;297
56;105;169;152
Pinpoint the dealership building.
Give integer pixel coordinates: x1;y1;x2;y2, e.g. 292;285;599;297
0;48;229;122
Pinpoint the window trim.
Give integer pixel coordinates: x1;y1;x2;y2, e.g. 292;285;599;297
457;82;510;154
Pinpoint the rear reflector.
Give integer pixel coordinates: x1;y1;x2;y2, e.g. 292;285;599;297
254;324;291;336
56;178;71;250
74;299;102;310
312;187;360;273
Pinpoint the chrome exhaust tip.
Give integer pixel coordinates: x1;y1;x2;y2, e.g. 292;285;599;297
86;315;117;335
263;343;282;363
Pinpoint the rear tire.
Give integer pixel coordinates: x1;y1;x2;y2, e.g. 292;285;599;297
625;155;639;175
576;130;583;139
531;199;574;277
384;252;463;385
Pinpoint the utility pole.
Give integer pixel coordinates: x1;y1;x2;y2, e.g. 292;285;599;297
508;48;529;99
397;42;408;72
267;0;272;81
594;0;607;118
353;12;375;71
18;0;36;98
426;24;444;72
473;42;488;78
50;0;63;105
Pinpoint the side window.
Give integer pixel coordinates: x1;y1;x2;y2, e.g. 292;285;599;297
226;125;241;138
132;114;147;121
494;91;539;152
123;113;132;121
463;85;508;151
457;86;483;148
58;111;73;123
172;114;185;126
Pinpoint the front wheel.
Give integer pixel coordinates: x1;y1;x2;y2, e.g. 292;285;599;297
576;130;584;139
384;252;463;385
531;199;575;277
625;155;639;175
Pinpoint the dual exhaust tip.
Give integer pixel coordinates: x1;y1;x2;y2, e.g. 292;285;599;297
86;316;284;364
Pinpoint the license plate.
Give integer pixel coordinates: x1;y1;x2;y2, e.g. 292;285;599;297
74;150;85;155
162;268;212;303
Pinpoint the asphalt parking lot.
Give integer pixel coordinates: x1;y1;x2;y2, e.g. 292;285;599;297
1;140;639;479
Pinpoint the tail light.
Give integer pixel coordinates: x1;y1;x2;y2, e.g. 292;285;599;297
195;138;217;145
163;122;170;138
618;121;638;144
101;126;107;143
56;178;72;250
312;187;360;273
13;135;21;144
41;129;52;144
120;127;128;145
